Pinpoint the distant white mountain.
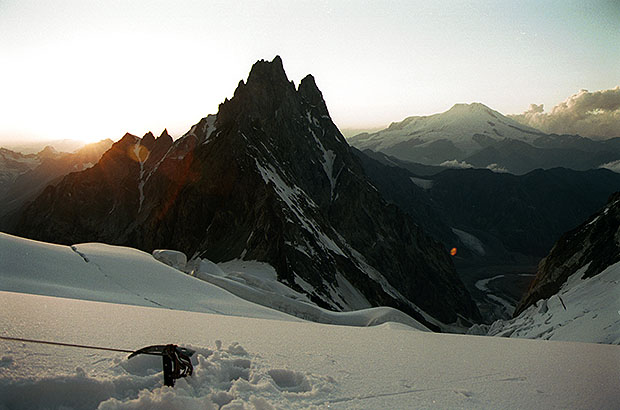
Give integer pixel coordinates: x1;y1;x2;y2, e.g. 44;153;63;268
349;102;543;157
349;103;620;174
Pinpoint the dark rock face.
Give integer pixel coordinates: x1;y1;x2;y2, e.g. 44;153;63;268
17;56;480;326
352;152;620;260
514;192;620;316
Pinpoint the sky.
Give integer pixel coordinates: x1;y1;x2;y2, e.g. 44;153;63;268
1;0;619;145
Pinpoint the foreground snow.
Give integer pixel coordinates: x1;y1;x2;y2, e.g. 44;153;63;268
1;233;619;408
2;291;619;409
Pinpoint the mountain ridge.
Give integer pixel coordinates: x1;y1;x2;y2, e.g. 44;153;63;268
16;56;481;327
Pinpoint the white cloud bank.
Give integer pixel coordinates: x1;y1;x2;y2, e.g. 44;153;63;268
440;160;508;173
599;159;620;173
509;86;620;139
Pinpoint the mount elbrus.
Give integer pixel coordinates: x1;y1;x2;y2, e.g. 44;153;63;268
16;56;480;328
349;102;620;175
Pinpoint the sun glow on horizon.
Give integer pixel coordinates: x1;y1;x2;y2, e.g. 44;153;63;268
1;0;618;146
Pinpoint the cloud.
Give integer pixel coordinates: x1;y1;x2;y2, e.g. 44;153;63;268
509;86;620;140
440;160;508;173
485;163;508;173
599;160;620;174
440;160;474;169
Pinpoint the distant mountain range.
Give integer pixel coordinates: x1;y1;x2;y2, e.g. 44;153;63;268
1;138;89;155
0;140;113;231
14;56;480;328
348;103;620;175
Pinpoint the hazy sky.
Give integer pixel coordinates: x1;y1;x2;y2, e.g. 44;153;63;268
1;0;619;144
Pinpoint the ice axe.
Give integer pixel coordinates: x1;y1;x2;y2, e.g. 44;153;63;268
128;344;195;387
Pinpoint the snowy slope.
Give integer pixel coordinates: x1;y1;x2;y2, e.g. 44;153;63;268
0;233;431;329
472;261;620;345
1;291;619;409
0;232;292;322
184;257;430;330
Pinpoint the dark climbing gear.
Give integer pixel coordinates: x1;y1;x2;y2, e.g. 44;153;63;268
128;344;195;387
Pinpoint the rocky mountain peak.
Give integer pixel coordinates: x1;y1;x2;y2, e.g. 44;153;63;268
37;145;59;159
142;132;156;149
220;56;297;125
298;74;329;117
245;55;289;89
15;56;481;327
159;129;172;141
118;133;138;147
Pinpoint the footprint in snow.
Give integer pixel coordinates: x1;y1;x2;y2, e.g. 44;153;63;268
268;369;312;393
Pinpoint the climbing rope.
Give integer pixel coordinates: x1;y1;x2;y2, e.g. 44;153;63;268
0;335;136;354
0;335;195;387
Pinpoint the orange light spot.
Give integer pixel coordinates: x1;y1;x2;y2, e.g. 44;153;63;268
450;247;457;256
129;144;150;163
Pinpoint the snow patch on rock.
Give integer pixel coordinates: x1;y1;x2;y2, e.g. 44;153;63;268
452;228;486;256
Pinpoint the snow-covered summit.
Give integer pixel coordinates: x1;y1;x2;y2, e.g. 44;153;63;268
349;102;544;160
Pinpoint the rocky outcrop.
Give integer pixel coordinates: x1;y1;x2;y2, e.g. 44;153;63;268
17;56;480;327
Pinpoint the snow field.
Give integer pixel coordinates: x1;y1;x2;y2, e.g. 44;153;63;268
2;232;620;408
1;291;619;409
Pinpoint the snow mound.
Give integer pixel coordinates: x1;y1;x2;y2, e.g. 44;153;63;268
475;262;620;344
0;232;292;322
152;249;187;271
0;233;428;331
